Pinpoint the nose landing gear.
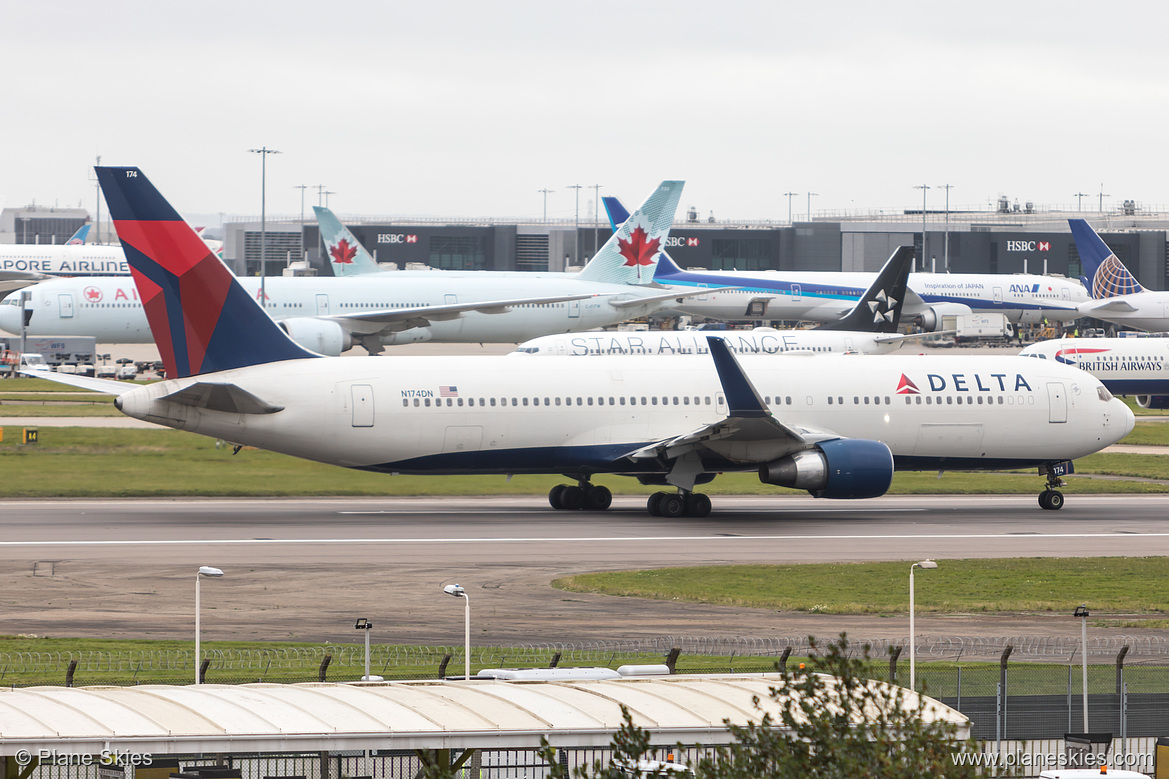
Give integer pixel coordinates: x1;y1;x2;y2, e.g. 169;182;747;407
1038;462;1071;510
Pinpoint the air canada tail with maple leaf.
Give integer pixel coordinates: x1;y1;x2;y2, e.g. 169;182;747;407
314;205;384;277
574;181;683;286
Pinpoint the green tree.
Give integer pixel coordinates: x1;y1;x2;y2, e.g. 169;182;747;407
695;634;978;778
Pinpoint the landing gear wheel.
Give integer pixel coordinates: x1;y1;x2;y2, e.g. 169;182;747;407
548;484;566;510
684;493;712;517
647;492;665;516
658;493;685;518
560;486;585;510
1039;489;1065;511
583;485;612;511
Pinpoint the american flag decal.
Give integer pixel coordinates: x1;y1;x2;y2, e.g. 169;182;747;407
439;386;459;397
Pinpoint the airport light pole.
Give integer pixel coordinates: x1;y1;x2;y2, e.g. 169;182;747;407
324;191;336;208
316;185;327;207
784;192;798;224
568;185;583;265
1074;192;1089;212
592;184;602;260
939;184;953;273
195;566;225;684
354;618;382;681
294;184;308;262
1098;185;1110;214
538;189;553;223
911;184;930;272
248;147;281;305
806;192;818;222
443;584;470;679
1075;604;1090;731
909;559;937;692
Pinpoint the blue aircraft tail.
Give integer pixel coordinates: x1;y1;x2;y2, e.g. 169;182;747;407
94;166;318;379
602;196;630;232
65;224;90;245
1069;218;1142;299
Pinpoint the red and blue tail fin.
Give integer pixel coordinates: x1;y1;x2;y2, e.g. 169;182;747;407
95;166;318;378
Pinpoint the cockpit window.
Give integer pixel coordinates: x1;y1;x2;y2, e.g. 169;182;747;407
1097;386;1113;402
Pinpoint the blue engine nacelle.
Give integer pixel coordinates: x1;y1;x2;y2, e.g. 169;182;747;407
758;439;894;499
1136;395;1169;410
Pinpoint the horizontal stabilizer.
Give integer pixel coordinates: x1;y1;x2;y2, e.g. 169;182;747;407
161;382;285;415
17;369;133;395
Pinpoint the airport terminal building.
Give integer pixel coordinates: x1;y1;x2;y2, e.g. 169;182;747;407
219;206;1169;291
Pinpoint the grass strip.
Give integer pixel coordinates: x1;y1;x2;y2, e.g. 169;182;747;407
552;557;1169;615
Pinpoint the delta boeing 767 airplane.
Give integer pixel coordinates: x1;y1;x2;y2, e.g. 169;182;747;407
33;167;1132;516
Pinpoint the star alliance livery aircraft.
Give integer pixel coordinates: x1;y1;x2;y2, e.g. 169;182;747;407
35;166;1132;516
0;180;718;352
604;197;1087;329
1071;219;1169;333
513;245;936;357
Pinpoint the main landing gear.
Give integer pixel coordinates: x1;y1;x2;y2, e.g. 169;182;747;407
647;490;712;518
548;481;612;511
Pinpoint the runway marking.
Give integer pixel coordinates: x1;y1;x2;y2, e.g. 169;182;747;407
1;532;1168;547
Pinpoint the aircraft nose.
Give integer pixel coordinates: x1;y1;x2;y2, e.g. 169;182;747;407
0;304;18;335
1118;399;1135;439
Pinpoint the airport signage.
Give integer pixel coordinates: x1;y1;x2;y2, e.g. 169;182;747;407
664;237;701;248
376;234;419;244
1005;240;1051;252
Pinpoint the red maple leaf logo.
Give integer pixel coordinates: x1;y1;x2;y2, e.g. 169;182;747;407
896;374;920;395
617;225;661;267
84;286;103;302
330;239;358;265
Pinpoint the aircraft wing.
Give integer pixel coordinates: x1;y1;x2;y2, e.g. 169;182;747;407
1081;298;1139;313
620;338;842;485
322;292;616;335
872;329;957;344
0;270;51;296
608;286;743;310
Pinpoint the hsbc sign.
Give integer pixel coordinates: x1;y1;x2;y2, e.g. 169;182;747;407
664;237;700;248
377;234;419;244
1006;240;1051;252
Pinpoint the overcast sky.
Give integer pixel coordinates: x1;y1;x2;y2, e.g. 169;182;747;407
3;1;1167;223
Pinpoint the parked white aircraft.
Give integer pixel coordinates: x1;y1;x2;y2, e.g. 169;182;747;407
32;166;1132;516
0;180;717;352
1072;219;1169;333
603;197;1088;328
1021;336;1169;409
513;245;936;357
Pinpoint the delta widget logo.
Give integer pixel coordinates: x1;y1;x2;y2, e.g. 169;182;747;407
896;374;920;395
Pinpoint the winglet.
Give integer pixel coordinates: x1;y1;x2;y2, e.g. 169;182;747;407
706;336;769;418
95;166;319;378
816;246;913;333
576;181;683;285
1069;218;1143;298
314;206;383;276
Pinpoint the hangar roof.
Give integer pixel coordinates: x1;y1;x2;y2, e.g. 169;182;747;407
0;673;968;756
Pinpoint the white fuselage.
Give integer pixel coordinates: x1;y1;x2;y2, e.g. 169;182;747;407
658;269;1087;324
0;273;676;345
512;328;908;357
1021;337;1169;396
116;353;1132;477
1078;292;1169;333
0;244;129;276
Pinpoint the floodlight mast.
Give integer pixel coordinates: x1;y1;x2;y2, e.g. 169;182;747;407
443;584;470;680
195;566;224;685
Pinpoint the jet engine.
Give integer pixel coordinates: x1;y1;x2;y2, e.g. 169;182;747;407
278;318;352;356
915;302;973;332
1136;395;1169;410
758;439;893;499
